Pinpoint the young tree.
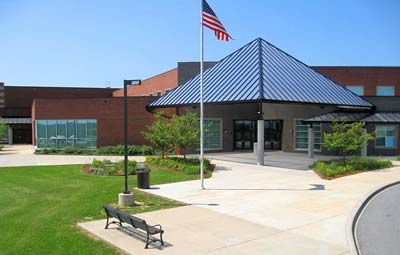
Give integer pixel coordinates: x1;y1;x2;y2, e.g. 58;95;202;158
0;123;7;140
323;120;373;165
143;113;173;158
170;113;200;159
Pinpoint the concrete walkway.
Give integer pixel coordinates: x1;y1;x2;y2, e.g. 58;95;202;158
79;206;347;255
353;181;400;255
80;159;400;254
0;145;145;167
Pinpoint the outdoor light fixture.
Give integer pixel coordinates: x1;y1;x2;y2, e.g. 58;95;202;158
124;79;142;86
118;79;141;207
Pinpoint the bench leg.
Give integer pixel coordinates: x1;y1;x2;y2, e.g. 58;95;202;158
160;232;164;245
105;216;123;229
105;216;110;229
145;233;150;249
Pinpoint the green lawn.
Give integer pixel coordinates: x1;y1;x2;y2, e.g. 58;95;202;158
0;165;199;255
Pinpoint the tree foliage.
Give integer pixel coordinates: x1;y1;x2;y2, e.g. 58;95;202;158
323;120;373;164
143;112;200;159
143;113;173;158
0;123;7;139
169;112;200;159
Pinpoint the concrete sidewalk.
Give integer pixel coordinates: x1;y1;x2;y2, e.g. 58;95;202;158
144;160;400;253
79;206;347;255
80;159;400;254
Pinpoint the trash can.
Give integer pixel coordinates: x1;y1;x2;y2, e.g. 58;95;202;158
137;165;150;189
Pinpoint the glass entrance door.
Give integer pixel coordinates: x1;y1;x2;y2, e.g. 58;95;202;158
264;120;283;150
233;120;283;150
234;120;255;150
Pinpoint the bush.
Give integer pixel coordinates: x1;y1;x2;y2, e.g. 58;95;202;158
115;160;138;175
311;158;393;178
96;145;154;156
0;145;4;151
86;159;138;176
36;144;154;156
145;156;212;175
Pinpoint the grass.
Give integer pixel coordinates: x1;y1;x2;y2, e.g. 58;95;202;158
310;157;393;179
0;164;200;255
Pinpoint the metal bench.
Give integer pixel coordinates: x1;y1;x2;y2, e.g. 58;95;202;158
103;205;164;249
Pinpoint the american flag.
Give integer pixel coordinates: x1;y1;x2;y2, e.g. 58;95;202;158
202;0;231;41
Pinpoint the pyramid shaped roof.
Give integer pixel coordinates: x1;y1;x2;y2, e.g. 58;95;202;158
149;38;372;108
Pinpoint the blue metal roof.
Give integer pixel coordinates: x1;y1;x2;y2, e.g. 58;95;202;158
304;111;400;123
149;38;372;108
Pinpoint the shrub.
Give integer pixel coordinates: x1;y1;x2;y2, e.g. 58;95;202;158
86;159;138;176
96;145;154;156
115;160;138;175
0;145;4;151
311;158;393;178
145;156;212;175
36;144;154;156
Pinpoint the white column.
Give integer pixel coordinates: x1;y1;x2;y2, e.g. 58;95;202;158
361;128;368;157
8;126;12;145
257;120;264;165
308;124;314;158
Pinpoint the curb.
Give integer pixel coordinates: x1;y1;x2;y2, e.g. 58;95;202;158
346;180;400;255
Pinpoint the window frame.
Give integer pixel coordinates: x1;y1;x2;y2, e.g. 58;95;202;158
346;85;364;96
203;118;223;151
294;118;322;152
375;125;397;149
376;86;395;96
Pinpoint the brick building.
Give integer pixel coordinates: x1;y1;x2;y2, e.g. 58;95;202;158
1;38;400;158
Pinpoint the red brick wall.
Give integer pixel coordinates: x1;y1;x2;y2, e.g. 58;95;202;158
313;67;400;96
113;69;178;97
2;86;116;117
32;97;158;147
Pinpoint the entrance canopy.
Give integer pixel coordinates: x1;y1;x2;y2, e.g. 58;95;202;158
149;37;372;109
304;111;400;123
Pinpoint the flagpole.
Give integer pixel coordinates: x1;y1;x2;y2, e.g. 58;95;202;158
200;0;205;190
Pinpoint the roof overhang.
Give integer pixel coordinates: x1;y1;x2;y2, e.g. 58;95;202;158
0;118;32;124
303;111;400;124
149;37;373;110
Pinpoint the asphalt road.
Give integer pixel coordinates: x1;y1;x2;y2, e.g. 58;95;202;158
355;182;400;255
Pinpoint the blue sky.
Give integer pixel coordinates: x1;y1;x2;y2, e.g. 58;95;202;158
0;0;399;87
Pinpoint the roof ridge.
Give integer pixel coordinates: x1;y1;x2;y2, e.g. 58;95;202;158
257;38;264;100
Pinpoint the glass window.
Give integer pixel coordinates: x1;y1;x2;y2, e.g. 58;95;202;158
56;120;67;148
346;86;364;96
35;120;96;149
66;120;76;147
295;119;322;150
204;119;222;150
47;120;57;148
377;86;394;96
375;126;396;148
36;120;47;147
